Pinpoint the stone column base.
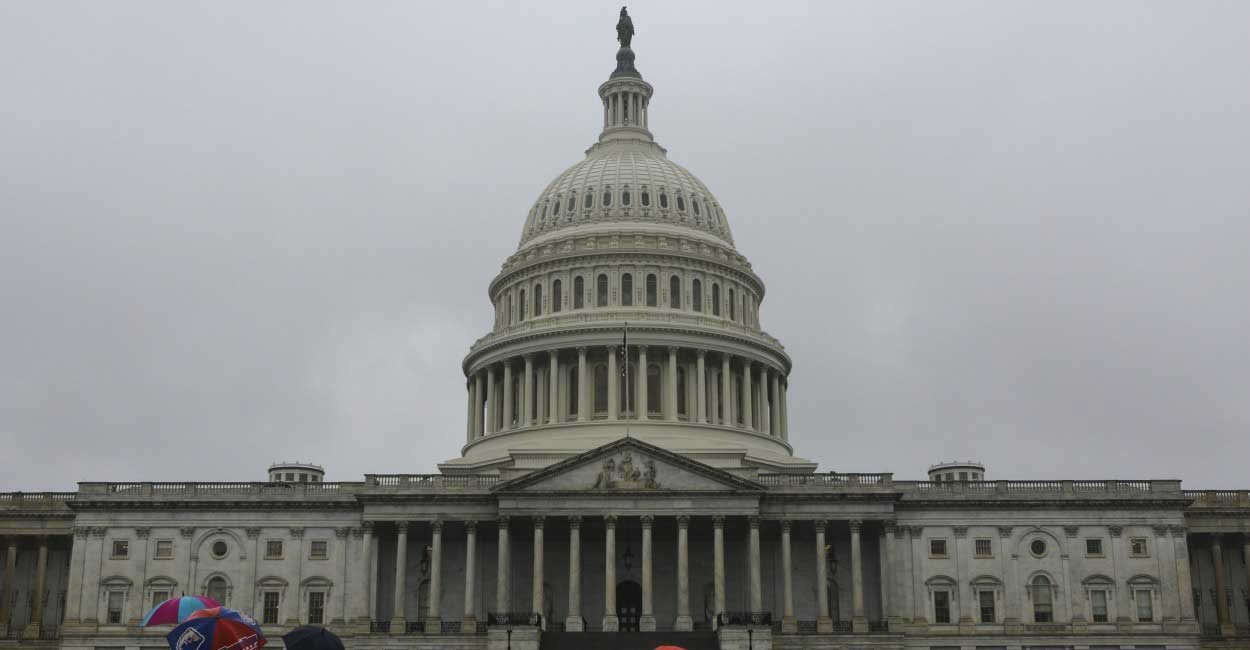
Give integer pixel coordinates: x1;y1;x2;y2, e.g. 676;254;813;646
21;623;41;640
851;616;868;633
461;616;478;634
601;615;619;632
717;627;772;650
564;616;584;632
1221;623;1237;637
780;616;797;633
423;617;441;634
639;614;656;631
673;615;693;632
816;616;833;634
488;627;539;650
388;617;406;635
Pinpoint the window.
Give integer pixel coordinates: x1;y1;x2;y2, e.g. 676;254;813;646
552;197;560;216
567;196;576;212
659;192;668;209
573;277;584;309
622;190;631;206
1090;589;1109;622
584;191;593;209
206;576;228;605
621;274;633;306
518;289;525;321
1130;538;1149;557
568;366;579;417
151;590;171;609
107;591;124;624
641;191;650;207
1030;539;1048;557
597;274;609;307
594;364;608;414
958;471;968;481
211;540;228;559
676;195;686;211
265;540;283;559
1031;576;1053;622
262;592;280;625
552;279;562;313
692;279;702;312
602;190;612;207
533;284;543;317
154;540;173;559
1135;589;1153;622
645;274;657;306
712;284;721;316
670;276;681;308
307;591;325;625
692;198;701;216
310;540;328;560
933;591;951;623
729;289;736;320
1086;539;1103;557
979;590;996;623
929;539;948;558
975;539;993;558
111;540;129;559
506;295;512;324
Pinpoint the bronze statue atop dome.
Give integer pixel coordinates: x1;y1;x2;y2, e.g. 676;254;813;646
616;7;634;49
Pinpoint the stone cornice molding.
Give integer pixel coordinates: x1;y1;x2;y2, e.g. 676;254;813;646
1108;525;1123;537
289;527;305;538
952;526;967;538
1064;526;1079;539
134;527;151;539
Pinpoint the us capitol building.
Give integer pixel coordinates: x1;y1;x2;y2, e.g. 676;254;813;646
2;11;1248;650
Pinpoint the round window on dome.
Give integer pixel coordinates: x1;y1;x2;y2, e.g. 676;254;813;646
622;191;631;206
641;191;650;207
584;192;593;208
602;191;612;207
211;540;228;559
676;196;686;211
659;193;668;209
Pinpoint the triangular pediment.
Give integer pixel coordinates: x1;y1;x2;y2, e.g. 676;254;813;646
493;437;765;494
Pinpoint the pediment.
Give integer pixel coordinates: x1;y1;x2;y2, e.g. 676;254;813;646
494;437;764;494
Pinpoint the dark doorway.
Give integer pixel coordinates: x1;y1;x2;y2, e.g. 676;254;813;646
616;580;641;632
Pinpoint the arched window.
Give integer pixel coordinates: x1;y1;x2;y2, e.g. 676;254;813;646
593;364;608;415
676;195;686;212
641;191;650;207
573;277;585;309
646;274;657;306
584;192;593;208
670;276;681;309
568;366;579;417
506;294;513;324
533;284;543;317
206;576;228;605
552;198;560;216
647;365;662;415
729;289;736;321
659;192;669;209
621;274;633;306
676;367;687;417
692;279;702;312
692;198;701;216
602;190;613;207
518;289;526;322
622;190;631;206
712;283;721;316
552;279;563;313
567;196;576;212
597;274;609;307
1031;576;1053;622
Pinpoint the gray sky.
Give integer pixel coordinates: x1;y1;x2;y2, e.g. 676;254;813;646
2;1;1248;490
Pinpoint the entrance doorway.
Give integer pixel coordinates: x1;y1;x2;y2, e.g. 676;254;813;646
616;580;641;632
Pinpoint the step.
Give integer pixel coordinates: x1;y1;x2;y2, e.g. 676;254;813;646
539;630;718;650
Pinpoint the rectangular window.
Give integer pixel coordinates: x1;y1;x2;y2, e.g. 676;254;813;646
262;592;280;625
154;540;174;559
1136;589;1153;622
111;540;129;559
929;539;948;558
933;590;951;623
107;591;124;624
1091;590;1108;622
265;540;283;559
310;540;328;560
1130;538;1150;557
307;591;324;625
975;538;993;557
978;590;996;623
1086;538;1103;557
152;590;171;609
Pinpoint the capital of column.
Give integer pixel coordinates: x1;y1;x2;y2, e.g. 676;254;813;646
997;526;1012;539
1170;525;1187;539
523;352;534;362
1152;525;1170;538
604;515;617;528
568;516;582;529
883;520;897;534
637;345;648;354
1064;526;1079;539
696;349;706;359
362;521;375;534
667;346;678;355
246;527;261;539
289;527;305;538
533;516;545;530
465;520;477;533
640;515;654;529
503;359;513;369
577;346;588;354
712;516;725;529
849;519;863;533
431;520;444;533
748;516;761;529
676;515;690;529
393;522;407;533
813;519;827;533
497;516;510;529
907;525;924;537
952;526;967;539
335;527;351;539
781;520;792;533
351;528;363;539
606;344;617;353
741;358;753;369
1108;525;1123;537
135;527;151;539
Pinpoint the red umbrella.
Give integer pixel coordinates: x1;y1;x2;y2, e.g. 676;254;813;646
654;646;688;650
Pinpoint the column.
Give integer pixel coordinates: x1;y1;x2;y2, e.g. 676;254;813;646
850;520;867;632
548;351;559;424
531;517;544;626
369;523;380;621
427;522;443;631
495;518;510;616
1064;526;1084;629
565;517;583;632
640;515;655;631
536;365;546;425
713;516;726;625
474;373;485;437
466;379;475;443
954;526;972;627
779;379;789;439
1154;526;1177;624
485;366;497;434
816;521;832;633
502;360;514;430
390;523;408;632
1212;535;1232;634
1244;535;1250;628
721;355;732;426
999;526;1017;628
1172;527;1196;623
637;346;648;419
462;522;477;631
0;537;16;628
24;537;48;637
1110;525;1131;625
769;370;781;436
781;521;796;633
760;368;771;435
607;345;619;420
667;347;679;421
748;517;762;616
883;522;898;629
696;350;708;423
522;354;534;427
603;516;619;631
675;516;692;631
741;359;753;430
577;347;589;422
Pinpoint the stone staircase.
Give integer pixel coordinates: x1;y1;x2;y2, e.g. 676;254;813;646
539;631;719;650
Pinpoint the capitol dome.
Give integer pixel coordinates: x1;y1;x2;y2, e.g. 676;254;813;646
446;28;812;478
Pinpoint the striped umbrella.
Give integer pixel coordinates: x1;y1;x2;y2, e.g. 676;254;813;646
141;595;221;626
168;607;265;650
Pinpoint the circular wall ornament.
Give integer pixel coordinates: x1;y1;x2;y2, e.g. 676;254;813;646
1030;539;1047;557
211;540;229;559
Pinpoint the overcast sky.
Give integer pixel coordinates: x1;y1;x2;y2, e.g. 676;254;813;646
2;1;1248;490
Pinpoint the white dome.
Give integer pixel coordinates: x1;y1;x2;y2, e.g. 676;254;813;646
519;142;735;248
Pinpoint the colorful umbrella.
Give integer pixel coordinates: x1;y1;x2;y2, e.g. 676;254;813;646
168;607;265;650
141;596;222;626
281;626;344;650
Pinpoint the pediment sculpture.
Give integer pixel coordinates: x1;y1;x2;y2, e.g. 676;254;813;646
592;450;659;489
